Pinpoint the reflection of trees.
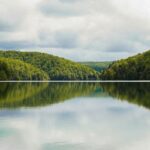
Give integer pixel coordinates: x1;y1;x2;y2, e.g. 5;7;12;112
0;82;48;108
20;82;99;107
0;82;149;109
0;82;99;108
101;82;150;109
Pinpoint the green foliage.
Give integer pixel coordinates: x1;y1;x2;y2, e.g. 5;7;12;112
80;61;112;72
0;51;100;80
101;50;150;80
0;58;49;80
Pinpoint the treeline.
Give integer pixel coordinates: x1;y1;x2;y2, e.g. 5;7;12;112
0;58;49;80
0;51;100;80
0;49;149;80
101;50;150;80
80;61;112;72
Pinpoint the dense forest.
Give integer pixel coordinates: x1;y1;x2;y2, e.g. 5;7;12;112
80;61;112;72
101;50;150;80
0;51;100;80
0;50;149;80
0;57;49;80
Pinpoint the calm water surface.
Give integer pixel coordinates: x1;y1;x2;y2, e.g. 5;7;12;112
0;82;150;150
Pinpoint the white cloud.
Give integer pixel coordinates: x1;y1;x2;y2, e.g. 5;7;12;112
0;0;150;61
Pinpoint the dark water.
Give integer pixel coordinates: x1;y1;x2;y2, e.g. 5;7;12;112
0;82;150;150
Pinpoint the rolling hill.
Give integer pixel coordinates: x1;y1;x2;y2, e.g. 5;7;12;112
0;50;100;80
0;57;49;80
101;50;150;80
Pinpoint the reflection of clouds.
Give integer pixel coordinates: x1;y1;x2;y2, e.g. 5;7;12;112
0;97;150;150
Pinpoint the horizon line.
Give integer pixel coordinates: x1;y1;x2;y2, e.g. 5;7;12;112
0;80;150;83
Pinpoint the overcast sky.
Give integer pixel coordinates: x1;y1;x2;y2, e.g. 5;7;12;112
0;0;150;61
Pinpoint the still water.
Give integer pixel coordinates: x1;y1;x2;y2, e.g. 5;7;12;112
0;82;150;150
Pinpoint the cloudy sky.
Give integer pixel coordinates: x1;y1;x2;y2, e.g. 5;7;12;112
0;0;150;61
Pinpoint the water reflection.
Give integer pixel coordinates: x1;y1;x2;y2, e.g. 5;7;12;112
0;82;48;108
0;82;149;109
0;82;150;150
101;82;150;109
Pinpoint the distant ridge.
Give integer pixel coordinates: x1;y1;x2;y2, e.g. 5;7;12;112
79;61;112;72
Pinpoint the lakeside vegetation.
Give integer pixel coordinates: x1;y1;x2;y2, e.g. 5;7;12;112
0;57;49;80
101;50;150;80
0;50;149;80
0;51;100;80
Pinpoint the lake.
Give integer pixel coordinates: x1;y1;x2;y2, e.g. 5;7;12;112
0;82;150;150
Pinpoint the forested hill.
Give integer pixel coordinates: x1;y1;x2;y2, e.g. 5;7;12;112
0;58;49;80
0;51;100;80
79;61;112;72
101;50;150;80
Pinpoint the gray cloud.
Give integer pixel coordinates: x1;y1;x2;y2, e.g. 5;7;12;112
0;0;150;61
53;31;79;48
59;0;79;3
39;0;87;17
0;0;30;32
38;30;79;48
0;40;36;49
39;0;117;17
0;22;15;32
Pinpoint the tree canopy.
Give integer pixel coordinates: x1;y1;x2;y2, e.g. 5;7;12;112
0;57;49;80
0;50;100;80
101;50;150;80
